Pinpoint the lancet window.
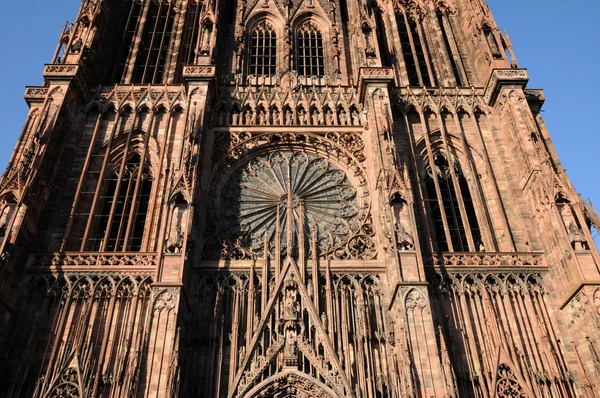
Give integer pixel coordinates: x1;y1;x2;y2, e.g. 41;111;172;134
90;153;153;252
424;153;481;252
111;0;144;83
180;0;202;66
131;0;176;84
483;24;502;59
395;11;436;87
436;10;466;86
296;22;325;77
249;21;277;76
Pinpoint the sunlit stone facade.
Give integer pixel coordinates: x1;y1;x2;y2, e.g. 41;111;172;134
0;0;599;396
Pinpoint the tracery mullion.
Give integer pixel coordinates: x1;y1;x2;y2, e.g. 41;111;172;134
124;0;152;84
123;114;155;250
110;0;141;83
455;113;495;250
438;11;467;86
60;111;102;251
310;30;316;76
185;1;201;64
144;109;173;251
259;30;265;76
140;1;164;84
290;158;310;193
416;17;438;87
81;111;123;251
403;13;424;86
421;112;454;250
438;112;475;251
294;166;330;197
101;114;138;252
112;167;137;250
151;0;175;84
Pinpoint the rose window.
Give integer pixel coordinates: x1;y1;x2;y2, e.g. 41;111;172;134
211;149;367;257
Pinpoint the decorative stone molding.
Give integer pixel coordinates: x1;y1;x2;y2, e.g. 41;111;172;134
430;271;546;297
358;67;394;102
525;88;546;112
182;65;217;81
483;68;529;106
43;64;79;80
29;252;158;269
430;252;545;269
24;86;49;105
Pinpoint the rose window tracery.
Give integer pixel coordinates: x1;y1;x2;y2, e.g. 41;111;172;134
208;149;370;258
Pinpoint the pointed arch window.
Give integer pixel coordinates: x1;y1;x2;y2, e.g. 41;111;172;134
249;21;277;77
424;153;481;252
436;10;466;86
131;0;176;84
180;0;202;66
395;11;436;87
91;153;153;252
296;22;325;77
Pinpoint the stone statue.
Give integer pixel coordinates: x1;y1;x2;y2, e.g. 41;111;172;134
311;110;320;126
325;110;334;126
245;109;253;125
285;109;293;126
352;110;361;126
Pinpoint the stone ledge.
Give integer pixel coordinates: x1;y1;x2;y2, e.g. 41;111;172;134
42;64;79;80
182;65;217;81
358;67;394;101
24;86;49;105
28;252;159;268
428;251;545;270
483;68;529;105
525;88;546;112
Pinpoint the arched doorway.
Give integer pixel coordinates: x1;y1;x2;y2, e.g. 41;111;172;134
242;370;338;398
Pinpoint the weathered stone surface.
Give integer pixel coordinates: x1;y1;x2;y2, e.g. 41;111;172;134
0;0;598;397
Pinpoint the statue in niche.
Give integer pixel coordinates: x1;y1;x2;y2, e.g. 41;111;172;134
391;194;414;250
284;326;297;358
285;109;294;126
200;24;212;55
282;287;299;320
165;195;188;254
559;204;589;250
352;110;361;126
325;110;334;126
339;110;348;126
70;38;83;53
311;110;320;125
217;109;226;125
0;199;16;242
272;108;280;125
298;109;307;126
259;110;267;125
232;110;240;125
245;109;253;125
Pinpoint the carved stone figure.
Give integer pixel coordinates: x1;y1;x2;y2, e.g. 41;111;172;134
285;109;293;126
259;110;267;125
311;110;320;126
325;110;334;126
352;110;361;126
245;109;253;125
1;2;598;398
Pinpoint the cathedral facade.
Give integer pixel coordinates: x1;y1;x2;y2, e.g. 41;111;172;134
0;0;599;396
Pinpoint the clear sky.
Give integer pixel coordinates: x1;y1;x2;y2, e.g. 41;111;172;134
0;0;598;244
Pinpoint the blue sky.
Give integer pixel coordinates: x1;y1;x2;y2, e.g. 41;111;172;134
0;0;598;244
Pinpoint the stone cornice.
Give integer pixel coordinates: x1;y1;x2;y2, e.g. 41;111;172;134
483;68;529;106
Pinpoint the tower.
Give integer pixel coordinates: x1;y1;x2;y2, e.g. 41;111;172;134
0;0;599;396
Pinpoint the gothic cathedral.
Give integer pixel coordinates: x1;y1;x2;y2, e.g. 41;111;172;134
0;0;599;396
